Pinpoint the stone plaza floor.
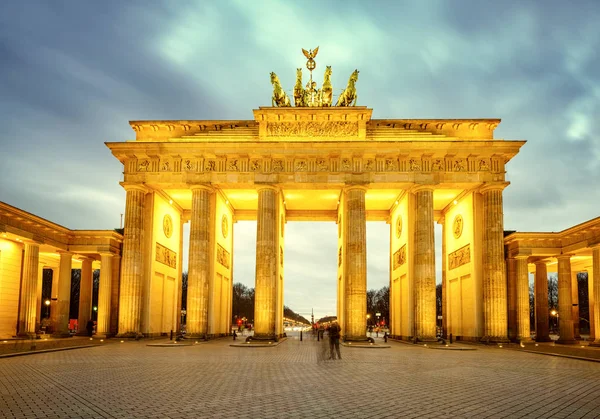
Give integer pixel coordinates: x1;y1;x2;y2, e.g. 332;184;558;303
1;334;600;418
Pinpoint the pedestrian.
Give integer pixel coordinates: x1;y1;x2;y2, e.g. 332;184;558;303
86;319;94;337
328;320;342;360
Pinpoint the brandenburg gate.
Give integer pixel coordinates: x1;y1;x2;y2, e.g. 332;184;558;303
106;53;524;342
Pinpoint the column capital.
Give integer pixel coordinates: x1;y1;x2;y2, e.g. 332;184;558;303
120;182;149;193
189;183;215;193
342;184;368;194
589;242;600;250
514;255;530;261
534;259;548;267
56;250;73;256
479;182;510;193
555;253;574;261
98;252;115;258
411;184;435;193
255;184;280;193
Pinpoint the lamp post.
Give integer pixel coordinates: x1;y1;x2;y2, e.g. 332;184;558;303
550;309;558;335
44;299;51;318
366;314;371;326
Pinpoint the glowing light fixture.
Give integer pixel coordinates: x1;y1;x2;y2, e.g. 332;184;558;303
453;200;458;205
169;199;173;205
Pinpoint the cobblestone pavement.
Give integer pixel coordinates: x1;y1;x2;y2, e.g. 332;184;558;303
2;334;600;419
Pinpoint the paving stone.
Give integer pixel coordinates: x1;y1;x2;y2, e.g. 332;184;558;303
1;336;600;418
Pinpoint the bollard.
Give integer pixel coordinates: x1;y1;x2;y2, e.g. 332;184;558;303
170;329;173;341
233;331;237;341
317;330;320;342
300;330;303;341
449;333;453;344
384;332;388;343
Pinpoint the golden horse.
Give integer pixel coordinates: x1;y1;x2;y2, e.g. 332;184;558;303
270;72;291;107
319;66;333;107
293;68;307;107
335;69;359;107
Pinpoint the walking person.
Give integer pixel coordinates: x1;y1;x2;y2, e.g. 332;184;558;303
328;320;342;360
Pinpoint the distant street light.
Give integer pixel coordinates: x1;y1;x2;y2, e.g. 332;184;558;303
44;299;51;318
550;309;558;334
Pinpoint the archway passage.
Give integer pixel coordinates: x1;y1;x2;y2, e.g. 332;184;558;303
107;106;524;341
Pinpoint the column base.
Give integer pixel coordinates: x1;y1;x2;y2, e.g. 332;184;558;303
415;335;438;343
116;332;144;340
556;338;577;345
17;332;37;339
184;333;208;340
250;334;278;341
588;341;600;347
517;337;533;343
480;335;510;344
535;336;553;342
51;332;72;338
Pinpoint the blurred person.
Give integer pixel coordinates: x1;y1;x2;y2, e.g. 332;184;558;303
328;320;342;360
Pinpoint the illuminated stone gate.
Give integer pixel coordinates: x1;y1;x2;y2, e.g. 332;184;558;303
107;106;524;342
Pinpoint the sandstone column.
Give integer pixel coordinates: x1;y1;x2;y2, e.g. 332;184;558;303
588;265;595;342
117;184;146;338
96;253;113;337
591;247;600;346
571;271;581;339
481;183;508;342
36;263;44;327
506;257;517;341
186;185;213;338
440;218;447;339
77;257;93;335
253;185;279;340
534;261;551;342
556;254;576;344
110;255;121;336
413;186;436;341
18;243;40;337
49;267;59;328
53;251;73;337
344;186;367;341
515;256;531;342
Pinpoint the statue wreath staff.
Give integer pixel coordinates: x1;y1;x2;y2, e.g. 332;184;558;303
302;47;319;106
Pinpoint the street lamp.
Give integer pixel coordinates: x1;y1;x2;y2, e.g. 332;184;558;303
366;314;371;326
44;299;50;318
550;309;558;334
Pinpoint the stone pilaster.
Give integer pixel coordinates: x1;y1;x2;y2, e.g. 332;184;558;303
481;183;509;342
590;247;600;346
440;218;447;339
77;258;93;335
186;185;213;338
515;256;531;342
571;271;581;339
254;185;279;340
117;184;147;338
413;186;436;341
96;253;113;337
534;261;551;342
18;243;40;337
53;251;73;337
343;186;367;341
556;254;576;344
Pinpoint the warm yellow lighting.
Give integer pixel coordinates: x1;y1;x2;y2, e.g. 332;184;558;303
169;199;173;205
395;200;399;205
225;200;229;205
120;340;124;343
100;339;104;342
89;338;93;341
535;343;538;346
499;345;503;348
424;344;427;347
551;309;557;316
453;200;458;205
44;300;50;306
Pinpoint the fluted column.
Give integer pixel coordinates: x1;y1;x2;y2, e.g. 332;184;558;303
344;186;367;340
414;187;436;341
117;184;147;338
253;185;279;339
556;254;576;344
77;258;93;335
571;271;581;339
53;251;73;337
440;218;447;339
110;255;121;336
515;256;531;342
591;247;600;346
49;267;59;328
186;185;213;338
534;261;551;342
96;253;113;337
18;243;40;337
481;183;509;342
36;263;44;327
506;258;517;341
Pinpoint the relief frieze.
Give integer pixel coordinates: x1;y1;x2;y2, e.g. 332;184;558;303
393;244;406;270
217;243;230;269
266;121;358;137
156;243;177;269
448;244;470;270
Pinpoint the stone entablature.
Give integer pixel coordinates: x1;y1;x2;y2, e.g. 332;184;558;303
128;107;500;142
0;201;123;256
505;216;600;259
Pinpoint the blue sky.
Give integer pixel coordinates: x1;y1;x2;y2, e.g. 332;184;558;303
1;0;599;320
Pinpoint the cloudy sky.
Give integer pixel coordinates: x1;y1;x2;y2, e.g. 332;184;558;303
1;0;599;321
